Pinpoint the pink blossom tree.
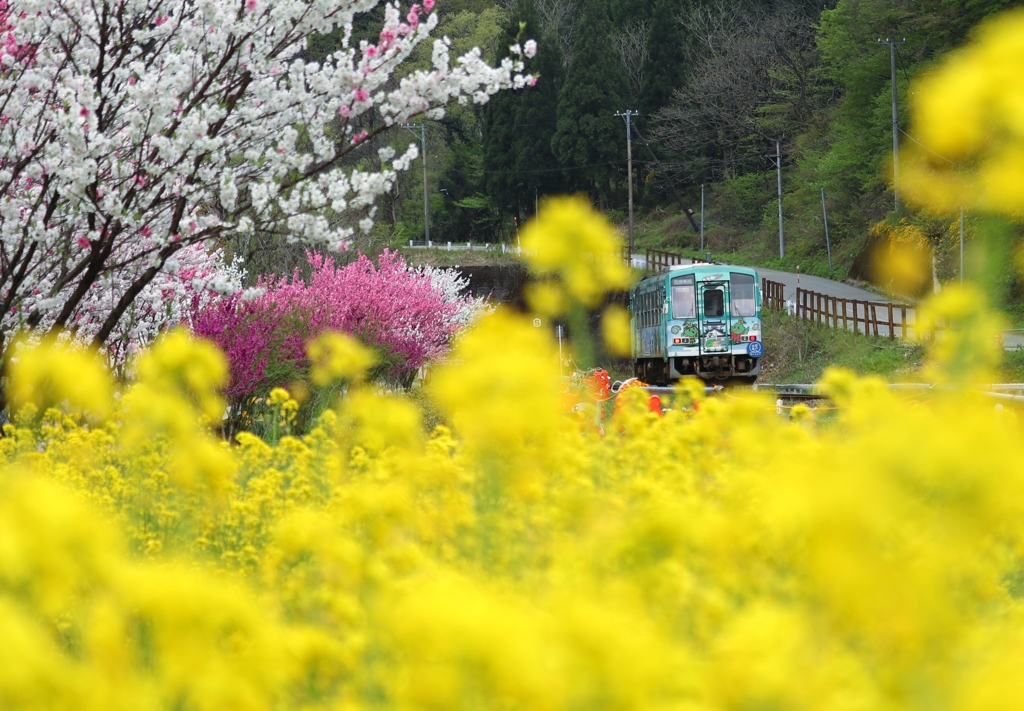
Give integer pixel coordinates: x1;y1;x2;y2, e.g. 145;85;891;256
190;250;472;406
0;0;533;375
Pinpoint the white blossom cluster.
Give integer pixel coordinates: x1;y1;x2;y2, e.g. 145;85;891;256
12;241;247;372
414;264;492;329
0;0;533;354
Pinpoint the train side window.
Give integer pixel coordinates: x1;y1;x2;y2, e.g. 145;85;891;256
704;288;725;318
670;275;696;319
730;273;756;317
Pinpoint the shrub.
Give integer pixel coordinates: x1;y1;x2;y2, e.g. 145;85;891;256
190;250;476;431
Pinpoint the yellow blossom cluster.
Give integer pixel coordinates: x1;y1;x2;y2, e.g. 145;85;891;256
4;316;1024;711
520;195;633;316
903;7;1024;213
4;16;1024;707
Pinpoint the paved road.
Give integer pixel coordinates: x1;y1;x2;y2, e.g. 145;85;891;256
755;266;889;304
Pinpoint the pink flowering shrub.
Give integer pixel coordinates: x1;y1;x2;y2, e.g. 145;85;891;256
190;250;470;410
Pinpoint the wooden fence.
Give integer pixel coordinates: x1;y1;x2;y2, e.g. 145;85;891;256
621;258;922;341
762;278;786;311
622;247;713;272
761;277;917;340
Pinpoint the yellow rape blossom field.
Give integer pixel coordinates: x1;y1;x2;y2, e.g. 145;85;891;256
5;13;1024;711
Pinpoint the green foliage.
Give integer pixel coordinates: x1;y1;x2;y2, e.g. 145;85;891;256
1001;350;1024;382
551;0;630;204
481;1;565;223
761;308;926;383
638;0;690;124
718;172;775;230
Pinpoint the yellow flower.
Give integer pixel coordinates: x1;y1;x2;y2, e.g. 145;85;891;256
307;331;377;386
904;8;1024;213
428;309;563;453
914;285;1005;385
600;305;632;356
136;329;228;422
524;280;566;318
520;196;632;307
7;335;112;420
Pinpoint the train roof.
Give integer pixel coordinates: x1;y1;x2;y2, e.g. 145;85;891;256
661;263;758;274
633;262;757;282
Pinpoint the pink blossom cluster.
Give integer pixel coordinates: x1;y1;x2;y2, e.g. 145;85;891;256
190;251;475;402
0;1;33;66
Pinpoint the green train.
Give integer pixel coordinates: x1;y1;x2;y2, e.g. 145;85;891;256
629;264;763;384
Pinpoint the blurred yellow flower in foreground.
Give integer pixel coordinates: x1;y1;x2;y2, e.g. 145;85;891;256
7;336;111;420
136;329;227;422
904;8;1024;213
915;285;1005;385
428;308;563;453
520;196;632;309
307;331;377;386
600;305;632;356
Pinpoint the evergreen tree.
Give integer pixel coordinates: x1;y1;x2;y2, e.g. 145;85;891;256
511;1;566;219
483;0;564;222
608;0;655;28
551;0;631;205
639;0;690;126
481;13;525;220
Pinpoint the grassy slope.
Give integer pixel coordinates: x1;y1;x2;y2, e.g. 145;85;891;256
759;309;925;384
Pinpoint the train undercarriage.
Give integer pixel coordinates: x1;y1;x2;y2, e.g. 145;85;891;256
635;355;761;386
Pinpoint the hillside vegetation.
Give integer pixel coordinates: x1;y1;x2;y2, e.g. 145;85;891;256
328;0;1024;319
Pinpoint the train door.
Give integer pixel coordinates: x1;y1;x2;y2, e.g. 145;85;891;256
698;280;730;353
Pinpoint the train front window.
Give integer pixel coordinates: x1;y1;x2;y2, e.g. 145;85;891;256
731;273;756;317
703;288;725;318
671;275;696;319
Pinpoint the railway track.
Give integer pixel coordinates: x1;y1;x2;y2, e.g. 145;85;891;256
634;382;1024;403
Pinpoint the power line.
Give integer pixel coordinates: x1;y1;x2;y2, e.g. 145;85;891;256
898;127;974;172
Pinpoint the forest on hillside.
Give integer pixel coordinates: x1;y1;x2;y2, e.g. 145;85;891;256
247;0;1023;305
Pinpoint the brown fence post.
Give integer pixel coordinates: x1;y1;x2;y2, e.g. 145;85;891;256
887;303;894;340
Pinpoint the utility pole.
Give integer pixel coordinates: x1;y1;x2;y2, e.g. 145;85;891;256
774;141;784;259
402;123;430;245
700;183;705;252
877;38;906;215
615;110;639;256
821;186;832;273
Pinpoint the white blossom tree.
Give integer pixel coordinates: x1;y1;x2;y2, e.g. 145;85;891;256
0;0;534;363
